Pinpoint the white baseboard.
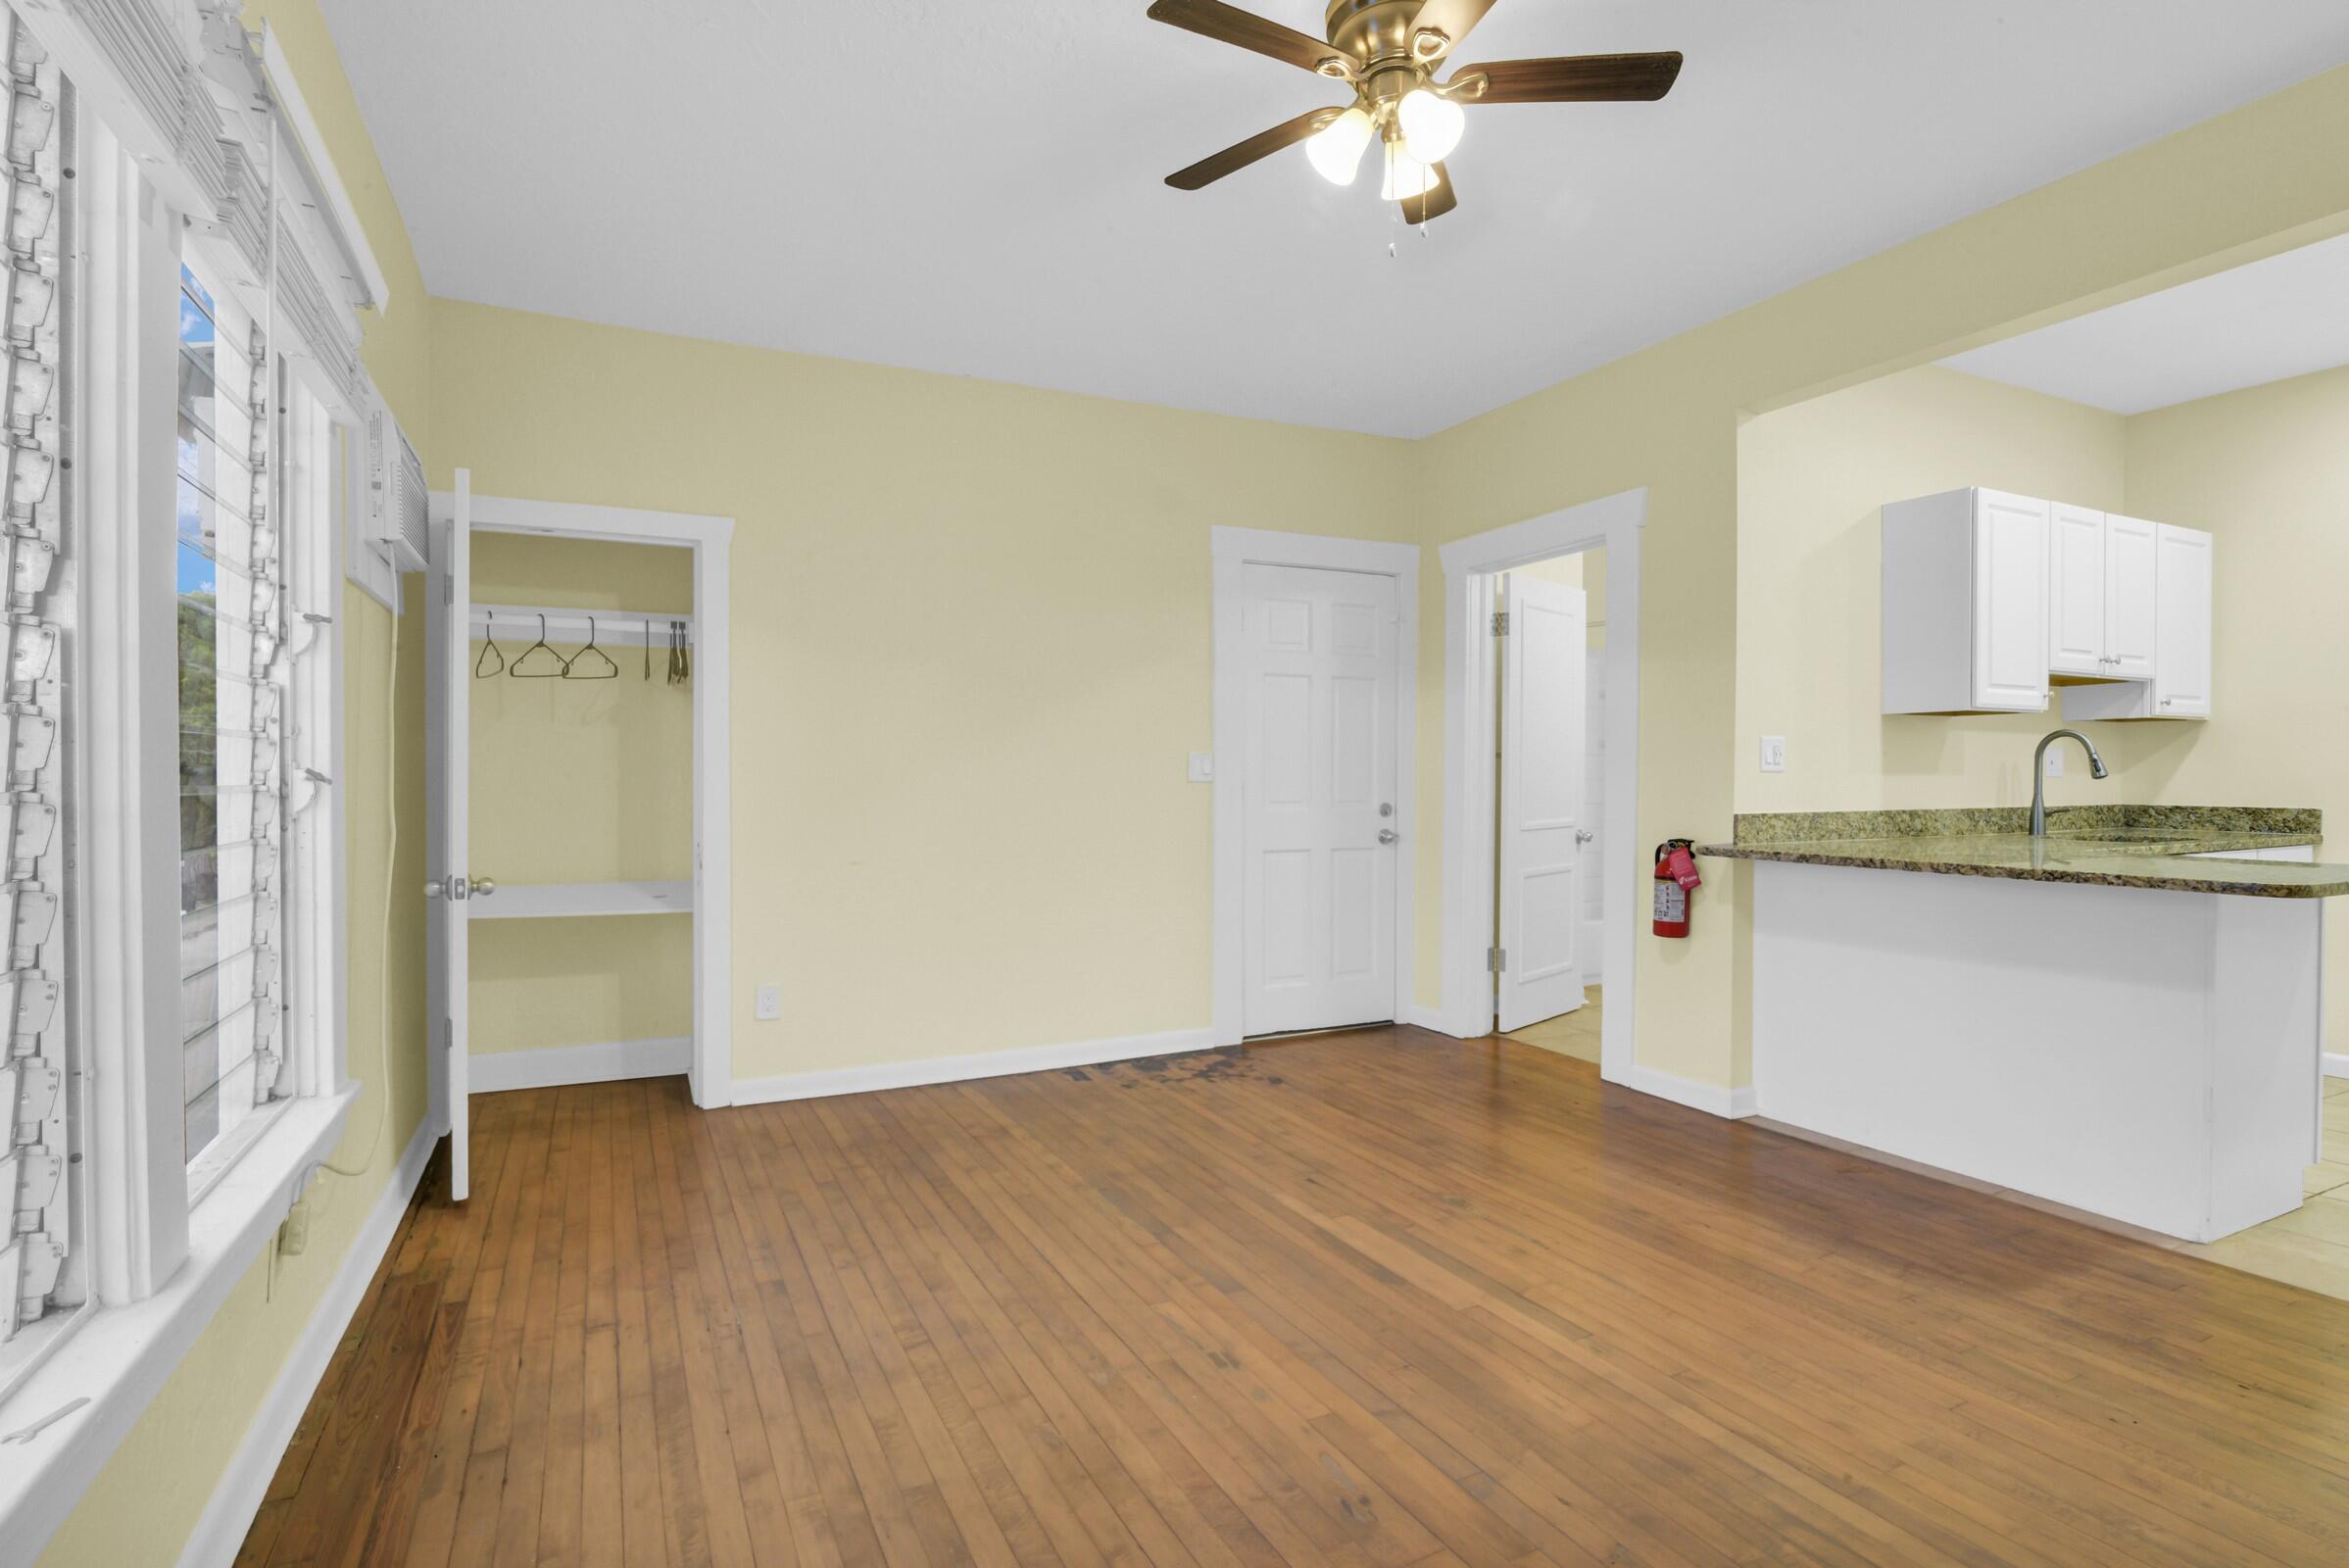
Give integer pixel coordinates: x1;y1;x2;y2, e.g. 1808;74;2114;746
470;1036;690;1094
1400;1004;1451;1033
1606;1061;1757;1119
175;1115;437;1568
732;1026;1216;1105
2325;1052;2348;1080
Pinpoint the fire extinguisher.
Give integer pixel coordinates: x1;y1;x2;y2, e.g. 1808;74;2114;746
1653;839;1701;938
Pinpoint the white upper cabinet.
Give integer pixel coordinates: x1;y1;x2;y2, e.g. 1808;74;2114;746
2047;506;2158;681
2062;520;2213;722
1883;487;2050;714
2047;503;2107;678
2103;514;2159;680
2153;524;2213;716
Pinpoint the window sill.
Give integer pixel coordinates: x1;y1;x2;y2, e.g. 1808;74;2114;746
0;1086;358;1564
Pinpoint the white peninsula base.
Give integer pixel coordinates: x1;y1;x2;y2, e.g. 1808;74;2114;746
1751;860;2324;1243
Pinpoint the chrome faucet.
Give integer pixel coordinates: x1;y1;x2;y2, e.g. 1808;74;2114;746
2031;728;2109;837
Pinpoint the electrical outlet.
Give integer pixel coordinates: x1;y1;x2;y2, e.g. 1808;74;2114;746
755;984;781;1021
1187;752;1213;783
279;1200;312;1257
1759;736;1787;773
2044;748;2065;777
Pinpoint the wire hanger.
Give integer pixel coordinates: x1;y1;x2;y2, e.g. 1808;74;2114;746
667;618;691;685
509;613;567;678
564;614;618;680
474;611;506;678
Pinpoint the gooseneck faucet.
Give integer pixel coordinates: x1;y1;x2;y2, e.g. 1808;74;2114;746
2031;728;2110;837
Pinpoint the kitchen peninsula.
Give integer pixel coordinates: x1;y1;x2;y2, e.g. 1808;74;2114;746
1707;805;2346;1242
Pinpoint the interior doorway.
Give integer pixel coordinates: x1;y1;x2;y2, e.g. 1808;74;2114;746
425;475;735;1200
1437;490;1643;1083
1492;547;1607;1040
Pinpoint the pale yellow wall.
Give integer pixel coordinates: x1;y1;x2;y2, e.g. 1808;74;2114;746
35;4;436;1564
1414;65;2349;1091
1735;366;2129;813
468;534;694;1054
429;303;1423;1080
2121;364;2349;1046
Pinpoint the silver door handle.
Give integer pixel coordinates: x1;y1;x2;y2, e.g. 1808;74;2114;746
1378;828;1398;845
1576;829;1596;845
425;875;498;901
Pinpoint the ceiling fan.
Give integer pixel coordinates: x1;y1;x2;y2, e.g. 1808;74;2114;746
1149;0;1683;223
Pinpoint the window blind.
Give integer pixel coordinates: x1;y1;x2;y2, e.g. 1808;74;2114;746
0;13;72;1349
177;258;284;1168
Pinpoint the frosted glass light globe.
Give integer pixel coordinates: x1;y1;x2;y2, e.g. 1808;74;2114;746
1397;88;1464;164
1379;148;1439;202
1304;108;1374;186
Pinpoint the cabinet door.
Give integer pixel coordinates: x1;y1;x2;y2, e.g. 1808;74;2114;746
2046;504;2106;676
1972;490;2050;710
2153;525;2211;718
2103;514;2158;680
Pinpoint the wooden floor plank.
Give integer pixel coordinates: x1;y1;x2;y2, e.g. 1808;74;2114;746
243;1031;2349;1567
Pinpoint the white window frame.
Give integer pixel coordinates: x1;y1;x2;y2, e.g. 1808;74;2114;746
0;114;359;1561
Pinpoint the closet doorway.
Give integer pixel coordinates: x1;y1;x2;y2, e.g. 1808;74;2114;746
425;472;734;1200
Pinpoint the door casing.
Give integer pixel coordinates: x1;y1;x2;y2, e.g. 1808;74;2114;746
427;479;736;1116
1436;490;1645;1090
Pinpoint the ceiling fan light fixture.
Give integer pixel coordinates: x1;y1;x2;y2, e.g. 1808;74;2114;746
1304;106;1374;185
1379;144;1439;203
1397;88;1465;164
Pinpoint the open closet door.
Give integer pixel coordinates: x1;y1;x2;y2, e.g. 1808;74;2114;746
1495;572;1589;1033
425;471;473;1200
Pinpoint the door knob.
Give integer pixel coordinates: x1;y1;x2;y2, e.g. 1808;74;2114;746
473;877;497;897
1378;828;1398;845
424;875;497;901
1576;829;1596;845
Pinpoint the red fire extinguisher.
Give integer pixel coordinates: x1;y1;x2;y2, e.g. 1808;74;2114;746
1653;839;1701;938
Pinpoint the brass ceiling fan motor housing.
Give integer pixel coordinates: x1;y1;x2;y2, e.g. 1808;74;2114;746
1149;0;1684;219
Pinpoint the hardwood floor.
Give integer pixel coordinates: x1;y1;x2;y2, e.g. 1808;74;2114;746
238;1027;2349;1568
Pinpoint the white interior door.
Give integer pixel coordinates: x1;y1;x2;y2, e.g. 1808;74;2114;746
1496;573;1588;1033
425;471;472;1200
1240;563;1397;1036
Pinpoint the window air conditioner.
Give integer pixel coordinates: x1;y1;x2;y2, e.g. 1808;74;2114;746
364;402;430;573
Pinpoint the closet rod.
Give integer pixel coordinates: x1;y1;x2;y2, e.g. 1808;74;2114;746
468;602;692;648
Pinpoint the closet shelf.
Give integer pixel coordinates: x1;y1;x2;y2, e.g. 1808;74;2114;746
471;603;692;647
470;880;693;920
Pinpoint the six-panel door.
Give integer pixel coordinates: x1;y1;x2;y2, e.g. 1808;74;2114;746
1239;564;1398;1037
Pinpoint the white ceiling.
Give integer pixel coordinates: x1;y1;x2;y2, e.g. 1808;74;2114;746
318;0;2349;438
1940;230;2349;415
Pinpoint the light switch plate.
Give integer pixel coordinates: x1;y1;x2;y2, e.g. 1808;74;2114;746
1759;736;1786;773
1187;752;1213;783
2043;748;2064;777
754;984;781;1021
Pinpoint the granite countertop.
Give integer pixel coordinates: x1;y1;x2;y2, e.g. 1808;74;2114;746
1699;806;2349;899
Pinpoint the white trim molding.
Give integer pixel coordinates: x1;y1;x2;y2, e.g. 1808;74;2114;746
1615;1064;1758;1121
1434;490;1646;1096
172;1115;436;1568
1208;526;1420;1049
2325;1052;2349;1080
469;1037;693;1095
435;489;736;1109
733;1027;1218;1106
0;1090;361;1568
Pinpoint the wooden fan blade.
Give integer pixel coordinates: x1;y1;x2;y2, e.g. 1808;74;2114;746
1408;0;1501;60
1147;0;1357;78
1166;108;1342;190
1398;162;1456;224
1456;51;1683;104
